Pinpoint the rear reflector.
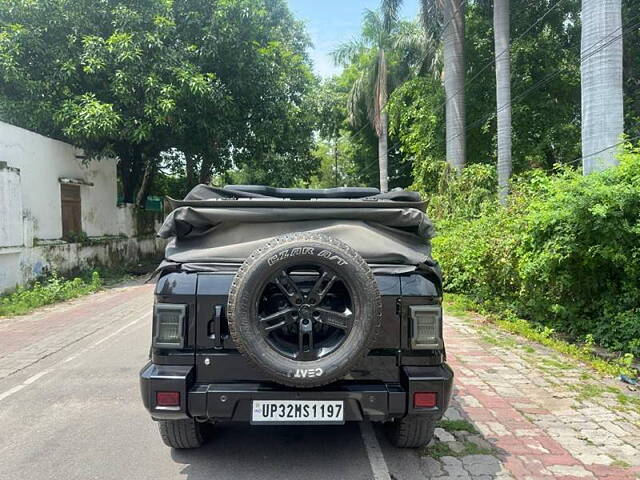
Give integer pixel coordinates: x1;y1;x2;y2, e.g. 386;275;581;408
414;392;437;408
156;391;180;407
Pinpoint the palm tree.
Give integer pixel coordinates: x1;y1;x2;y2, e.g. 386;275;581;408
333;10;393;192
333;10;434;192
383;0;466;171
441;0;466;171
494;0;511;203
581;0;624;174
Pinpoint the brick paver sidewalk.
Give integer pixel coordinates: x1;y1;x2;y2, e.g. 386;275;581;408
419;312;640;480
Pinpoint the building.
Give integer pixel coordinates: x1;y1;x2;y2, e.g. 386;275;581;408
0;121;165;293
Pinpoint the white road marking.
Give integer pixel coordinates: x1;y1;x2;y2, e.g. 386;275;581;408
0;384;26;401
23;370;51;385
0;312;150;402
359;420;392;480
93;314;148;346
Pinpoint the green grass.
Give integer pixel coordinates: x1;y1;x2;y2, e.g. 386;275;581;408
616;391;640;409
569;381;638;408
423;441;456;459
423;420;493;459
0;257;160;317
541;358;573;370
437;419;477;433
442;296;473;319
480;331;518;349
444;293;637;378
423;439;494;459
0;271;102;316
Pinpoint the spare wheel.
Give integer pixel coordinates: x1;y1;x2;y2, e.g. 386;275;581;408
227;232;382;388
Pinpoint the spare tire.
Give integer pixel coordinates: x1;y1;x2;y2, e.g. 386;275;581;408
227;233;382;388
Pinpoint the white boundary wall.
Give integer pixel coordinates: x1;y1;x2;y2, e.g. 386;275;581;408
0;121;165;293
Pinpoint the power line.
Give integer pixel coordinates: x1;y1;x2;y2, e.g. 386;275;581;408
340;122;369;145
432;0;467;45
359;5;638;185
442;4;639;148
443;18;639;148
438;0;567;115
565;134;640;166
392;14;637;182
376;0;576;177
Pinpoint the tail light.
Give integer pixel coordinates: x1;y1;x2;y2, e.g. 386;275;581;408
153;303;187;348
409;305;442;349
414;392;437;408
156;391;180;407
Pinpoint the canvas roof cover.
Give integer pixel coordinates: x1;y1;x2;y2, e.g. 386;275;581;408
156;185;439;276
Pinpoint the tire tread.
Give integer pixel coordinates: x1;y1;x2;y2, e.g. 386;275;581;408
158;419;209;449
227;232;382;388
386;416;436;448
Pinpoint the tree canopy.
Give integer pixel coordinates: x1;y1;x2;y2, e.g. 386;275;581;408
0;0;319;201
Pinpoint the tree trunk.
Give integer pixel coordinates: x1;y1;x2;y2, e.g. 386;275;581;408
185;154;197;190
118;160;135;204
378;112;389;193
442;0;466;171
135;157;157;208
377;49;389;193
199;156;214;185
494;0;512;204
116;145;143;204
581;0;624;174
199;141;219;185
333;137;339;187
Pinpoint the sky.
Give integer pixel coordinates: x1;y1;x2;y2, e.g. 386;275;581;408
287;0;419;78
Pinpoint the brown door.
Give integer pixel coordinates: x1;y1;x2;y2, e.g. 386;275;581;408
60;184;82;239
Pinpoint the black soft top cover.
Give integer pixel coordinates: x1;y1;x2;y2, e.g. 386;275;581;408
156;184;438;276
224;185;381;199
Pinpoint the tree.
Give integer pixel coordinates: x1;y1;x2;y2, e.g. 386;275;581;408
387;75;445;193
390;0;583;185
0;0;204;203
316;79;348;187
581;0;624;174
383;0;466;171
332;10;395;192
0;0;319;202
441;0;467;171
333;9;435;192
171;0;319;189
494;0;512;203
623;0;640;142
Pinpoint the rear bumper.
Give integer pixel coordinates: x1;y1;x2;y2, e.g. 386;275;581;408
140;363;453;423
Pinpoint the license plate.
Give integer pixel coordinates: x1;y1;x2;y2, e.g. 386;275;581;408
251;400;344;424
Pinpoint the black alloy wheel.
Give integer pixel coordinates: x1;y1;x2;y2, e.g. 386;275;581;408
257;265;354;361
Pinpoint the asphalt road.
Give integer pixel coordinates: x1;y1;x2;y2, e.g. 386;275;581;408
0;284;426;480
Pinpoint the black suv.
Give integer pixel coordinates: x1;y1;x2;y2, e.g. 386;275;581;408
140;185;453;449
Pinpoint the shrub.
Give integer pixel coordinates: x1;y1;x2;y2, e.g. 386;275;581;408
0;271;102;316
430;145;640;356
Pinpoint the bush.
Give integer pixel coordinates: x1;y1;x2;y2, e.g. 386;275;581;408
0;271;102;316
431;146;640;356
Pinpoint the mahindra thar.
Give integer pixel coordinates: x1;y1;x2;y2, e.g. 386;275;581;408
140;185;453;449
